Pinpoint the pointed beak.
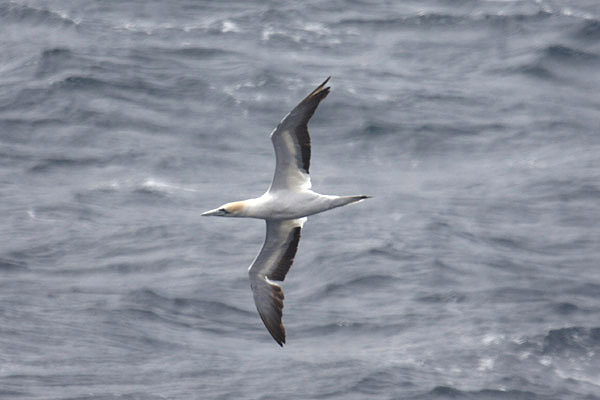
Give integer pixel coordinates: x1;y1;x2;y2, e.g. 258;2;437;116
201;208;223;217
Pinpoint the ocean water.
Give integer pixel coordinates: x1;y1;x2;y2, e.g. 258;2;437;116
2;0;600;399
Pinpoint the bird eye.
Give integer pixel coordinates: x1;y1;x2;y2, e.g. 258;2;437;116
218;208;229;214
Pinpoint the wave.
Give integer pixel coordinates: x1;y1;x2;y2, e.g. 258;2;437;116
29;156;106;173
541;44;600;64
326;274;402;293
416;290;466;304
35;47;76;78
500;326;600;391
542;326;600;356
125;288;252;319
133;179;173;197
572;19;600;41
51;75;145;93
164;46;238;59
0;3;77;28
299;320;408;339
0;258;27;272
420;386;547;400
0;389;30;398
308;273;402;301
514;44;600;81
551;302;580;315
337;10;552;29
338;14;464;29
514;63;557;80
568;282;600;298
356;122;402;137
118;288;254;335
34;47;209;100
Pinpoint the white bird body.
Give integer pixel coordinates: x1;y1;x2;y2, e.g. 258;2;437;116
203;77;369;346
218;191;364;220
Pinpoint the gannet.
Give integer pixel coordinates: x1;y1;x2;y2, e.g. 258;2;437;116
202;77;369;346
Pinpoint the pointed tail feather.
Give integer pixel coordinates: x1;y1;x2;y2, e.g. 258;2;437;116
332;195;371;208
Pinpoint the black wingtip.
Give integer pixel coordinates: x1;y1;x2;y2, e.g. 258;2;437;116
320;76;331;93
272;329;286;347
307;76;331;99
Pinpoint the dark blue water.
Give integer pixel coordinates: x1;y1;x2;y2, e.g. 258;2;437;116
2;1;600;399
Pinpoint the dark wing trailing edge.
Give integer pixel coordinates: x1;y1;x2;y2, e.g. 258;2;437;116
248;218;306;346
269;77;331;191
267;226;301;281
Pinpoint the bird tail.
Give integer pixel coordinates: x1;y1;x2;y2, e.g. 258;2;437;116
333;195;371;207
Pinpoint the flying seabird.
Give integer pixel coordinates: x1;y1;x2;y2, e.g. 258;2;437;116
202;77;369;346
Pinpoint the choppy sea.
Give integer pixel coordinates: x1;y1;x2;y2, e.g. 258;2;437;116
2;0;600;399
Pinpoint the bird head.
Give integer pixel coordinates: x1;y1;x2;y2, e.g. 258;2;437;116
201;201;245;217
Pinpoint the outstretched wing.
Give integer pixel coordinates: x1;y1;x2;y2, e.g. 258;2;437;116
268;77;331;192
248;218;306;346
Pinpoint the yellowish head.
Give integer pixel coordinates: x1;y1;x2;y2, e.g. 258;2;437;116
201;201;246;217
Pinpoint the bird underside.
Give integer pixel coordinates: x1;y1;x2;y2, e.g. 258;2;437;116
203;77;370;346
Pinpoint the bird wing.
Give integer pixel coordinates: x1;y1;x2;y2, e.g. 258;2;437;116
268;77;331;192
248;217;306;346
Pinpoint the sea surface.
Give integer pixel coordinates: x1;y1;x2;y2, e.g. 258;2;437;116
2;0;600;399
